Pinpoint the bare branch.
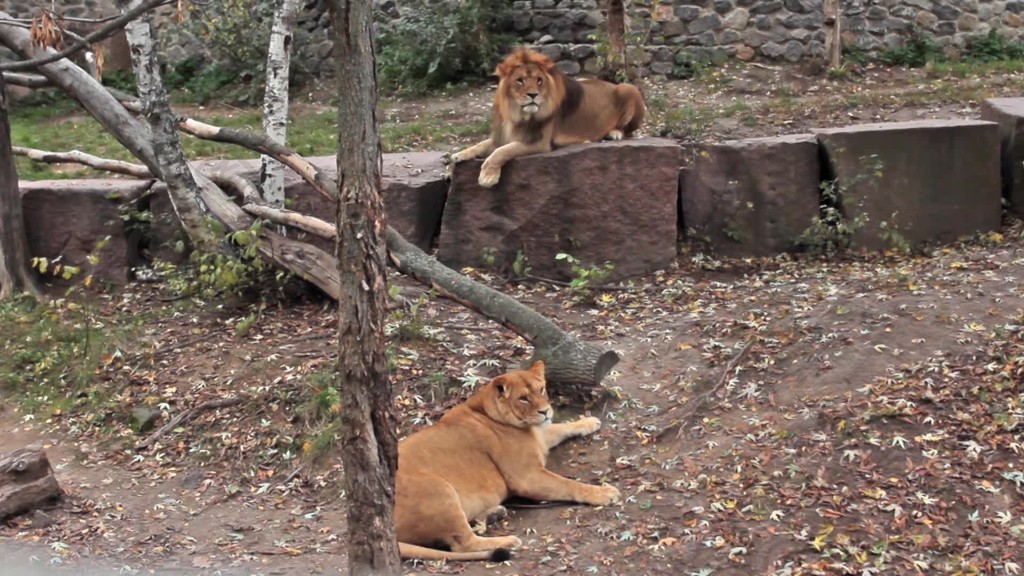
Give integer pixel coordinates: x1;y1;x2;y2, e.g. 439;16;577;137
1;71;50;87
176;118;338;201
0;0;175;72
12;145;152;177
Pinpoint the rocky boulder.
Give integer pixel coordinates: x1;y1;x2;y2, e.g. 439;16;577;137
816;120;1001;250
187;152;448;252
438;139;680;281
19;180;148;287
980;97;1024;218
681;134;821;255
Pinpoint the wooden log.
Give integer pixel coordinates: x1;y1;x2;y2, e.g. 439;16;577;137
0;449;63;519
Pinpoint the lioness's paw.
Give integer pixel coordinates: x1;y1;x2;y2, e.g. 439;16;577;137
590;485;621;506
478;163;501;188
606;129;624;141
496;536;522;549
575;416;602;436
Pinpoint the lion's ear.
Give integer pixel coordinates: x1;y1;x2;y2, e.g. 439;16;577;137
529;360;546;376
493;376;510;397
495;60;514;79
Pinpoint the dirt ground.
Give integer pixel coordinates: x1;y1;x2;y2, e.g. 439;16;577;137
3;62;1024;575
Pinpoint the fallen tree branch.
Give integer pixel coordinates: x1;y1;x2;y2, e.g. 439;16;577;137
387;229;620;397
1;71;49;87
13;145;152;177
672;339;754;440
0;448;63;519
136;395;247;451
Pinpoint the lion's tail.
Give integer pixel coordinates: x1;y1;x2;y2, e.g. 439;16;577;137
398;542;512;562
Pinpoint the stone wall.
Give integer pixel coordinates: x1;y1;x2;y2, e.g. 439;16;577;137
3;0;1024;74
516;0;1024;75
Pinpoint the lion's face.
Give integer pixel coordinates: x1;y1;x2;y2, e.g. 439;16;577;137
495;49;563;122
484;361;553;428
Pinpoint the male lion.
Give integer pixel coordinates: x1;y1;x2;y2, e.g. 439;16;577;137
448;48;646;188
395;360;619;561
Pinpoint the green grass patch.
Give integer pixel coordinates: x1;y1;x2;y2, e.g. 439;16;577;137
10;97;488;180
0;294;139;417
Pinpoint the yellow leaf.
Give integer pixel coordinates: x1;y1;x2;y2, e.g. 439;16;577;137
811;524;833;551
861;486;886;499
677;342;693;351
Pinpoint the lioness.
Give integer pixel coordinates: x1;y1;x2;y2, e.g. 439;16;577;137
448;48;646;188
395;360;619;561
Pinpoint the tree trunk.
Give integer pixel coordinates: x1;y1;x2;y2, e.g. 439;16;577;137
328;0;401;574
602;0;626;81
121;0;221;252
0;449;62;519
0;73;39;299
260;0;300;208
824;0;842;69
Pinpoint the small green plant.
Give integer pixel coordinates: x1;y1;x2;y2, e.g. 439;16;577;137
165;0;277;104
511;250;532;278
795;154;883;254
878;27;944;68
963;29;1024;62
480;246;498;269
376;0;513;94
878;212;912;253
155;218;288;300
555;252;615;301
388;292;431;343
299;369;341;463
840;43;871;66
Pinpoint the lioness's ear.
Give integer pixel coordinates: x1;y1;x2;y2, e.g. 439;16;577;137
529;360;546;376
493;376;510;397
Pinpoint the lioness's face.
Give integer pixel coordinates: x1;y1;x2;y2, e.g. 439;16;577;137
503;65;550;116
491;361;553;428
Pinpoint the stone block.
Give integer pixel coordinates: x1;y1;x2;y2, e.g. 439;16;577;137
19;180;146;287
439;139;680;281
816;120;1001;250
980;97;1024;217
194;152;449;252
682;134;821;256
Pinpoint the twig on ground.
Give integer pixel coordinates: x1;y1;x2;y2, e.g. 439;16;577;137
136;396;247;451
666;340;754;441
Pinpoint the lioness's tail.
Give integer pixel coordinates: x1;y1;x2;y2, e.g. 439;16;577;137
398;542;512;562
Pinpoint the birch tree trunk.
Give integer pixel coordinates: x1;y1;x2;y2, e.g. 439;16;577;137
0;73;39;299
120;0;220;252
260;0;300;208
328;0;401;574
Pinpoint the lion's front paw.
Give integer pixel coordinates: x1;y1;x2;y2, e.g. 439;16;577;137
575;416;602;436
606;129;624;141
589;484;621;506
478;161;501;188
497;535;522;549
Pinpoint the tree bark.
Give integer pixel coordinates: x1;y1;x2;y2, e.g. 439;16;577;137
0;449;62;519
0;73;40;299
260;0;300;208
328;0;401;574
602;0;627;82
121;0;221;252
824;0;842;69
